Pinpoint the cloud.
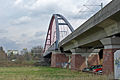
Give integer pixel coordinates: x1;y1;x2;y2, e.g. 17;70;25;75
28;39;44;45
34;31;46;37
21;33;27;37
0;37;20;50
0;29;8;34
0;0;112;51
14;0;23;5
28;0;57;10
12;16;31;25
13;0;57;10
19;38;45;50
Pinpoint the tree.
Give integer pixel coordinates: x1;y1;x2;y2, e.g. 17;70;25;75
31;45;43;60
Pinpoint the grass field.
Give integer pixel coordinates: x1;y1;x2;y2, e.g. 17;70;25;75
0;66;110;80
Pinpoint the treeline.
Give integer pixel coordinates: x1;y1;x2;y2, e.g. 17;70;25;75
0;46;44;67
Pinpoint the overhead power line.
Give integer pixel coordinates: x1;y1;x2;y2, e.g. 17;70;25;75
83;3;103;9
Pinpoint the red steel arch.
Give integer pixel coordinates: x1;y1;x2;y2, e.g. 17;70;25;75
43;14;74;53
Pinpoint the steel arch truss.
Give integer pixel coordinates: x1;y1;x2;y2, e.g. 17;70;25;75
43;14;74;53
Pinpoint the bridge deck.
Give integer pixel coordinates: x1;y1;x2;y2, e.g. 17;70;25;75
59;0;120;51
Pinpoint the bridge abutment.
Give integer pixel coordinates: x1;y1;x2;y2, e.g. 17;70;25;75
51;51;69;68
101;37;120;75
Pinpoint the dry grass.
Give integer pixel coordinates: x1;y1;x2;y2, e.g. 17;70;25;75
0;67;110;80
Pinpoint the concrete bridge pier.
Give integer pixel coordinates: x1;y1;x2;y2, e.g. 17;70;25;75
70;48;100;70
70;53;86;70
100;37;120;75
70;48;85;70
70;48;99;70
79;53;91;70
51;51;69;68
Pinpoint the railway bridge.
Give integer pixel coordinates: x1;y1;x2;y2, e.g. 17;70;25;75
43;0;120;75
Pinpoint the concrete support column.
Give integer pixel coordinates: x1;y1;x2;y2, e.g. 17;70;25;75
64;53;72;69
70;48;92;70
88;49;100;66
79;53;91;68
85;56;88;67
70;48;101;70
71;53;86;70
51;51;69;68
100;37;120;74
68;55;71;69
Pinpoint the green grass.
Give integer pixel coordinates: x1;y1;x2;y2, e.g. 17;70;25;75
0;66;109;80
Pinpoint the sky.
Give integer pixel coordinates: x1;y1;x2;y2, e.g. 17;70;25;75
0;0;112;51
